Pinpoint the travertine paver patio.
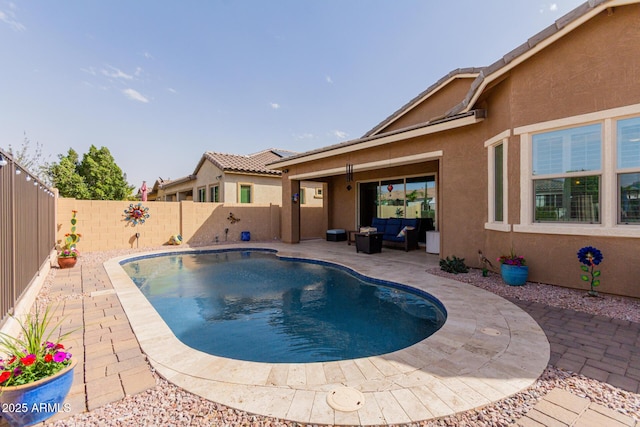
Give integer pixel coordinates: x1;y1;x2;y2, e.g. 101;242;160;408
2;240;638;426
103;242;550;425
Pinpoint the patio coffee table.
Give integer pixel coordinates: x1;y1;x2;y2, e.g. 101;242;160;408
355;232;383;254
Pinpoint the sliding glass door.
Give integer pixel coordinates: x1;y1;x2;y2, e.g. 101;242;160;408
358;175;437;229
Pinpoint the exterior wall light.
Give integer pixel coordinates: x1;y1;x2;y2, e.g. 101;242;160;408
0;154;7;167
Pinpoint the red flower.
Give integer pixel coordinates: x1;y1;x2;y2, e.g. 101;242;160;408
0;371;10;384
54;343;64;350
20;354;36;366
8;356;16;365
44;354;53;363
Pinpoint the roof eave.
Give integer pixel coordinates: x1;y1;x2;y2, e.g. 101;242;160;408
460;0;626;114
363;69;483;138
269;110;485;169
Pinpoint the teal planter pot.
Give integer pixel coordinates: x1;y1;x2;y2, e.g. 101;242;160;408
0;359;76;427
501;264;529;286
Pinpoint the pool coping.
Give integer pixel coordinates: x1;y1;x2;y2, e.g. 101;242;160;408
104;243;550;425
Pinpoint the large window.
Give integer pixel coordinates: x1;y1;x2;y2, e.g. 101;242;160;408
515;104;640;236
532;124;601;223
197;187;206;202
618;117;640;223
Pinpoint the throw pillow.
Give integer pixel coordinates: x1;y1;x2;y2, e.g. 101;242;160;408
397;226;415;238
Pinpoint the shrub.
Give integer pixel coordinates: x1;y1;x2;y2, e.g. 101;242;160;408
439;256;469;274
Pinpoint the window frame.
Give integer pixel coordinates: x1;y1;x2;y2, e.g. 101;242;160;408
238;183;253;204
514;102;640;237
531;124;603;224
210;184;220;203
484;130;510;232
197;187;206;202
616;116;640;224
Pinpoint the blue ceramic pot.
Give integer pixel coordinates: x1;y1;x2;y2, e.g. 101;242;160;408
501;264;529;286
0;359;76;427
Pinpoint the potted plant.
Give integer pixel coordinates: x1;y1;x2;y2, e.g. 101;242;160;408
57;210;80;269
0;305;76;426
497;249;528;286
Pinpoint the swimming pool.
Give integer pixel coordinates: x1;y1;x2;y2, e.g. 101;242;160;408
121;249;446;363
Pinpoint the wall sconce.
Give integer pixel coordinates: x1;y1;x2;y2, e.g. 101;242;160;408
15;169;21;175
346;185;352;191
292;193;299;203
0;154;7;167
26;175;31;182
215;175;222;180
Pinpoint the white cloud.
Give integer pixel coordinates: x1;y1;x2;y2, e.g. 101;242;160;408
540;3;559;13
167;88;177;94
325;75;333;84
102;65;134;80
269;102;280;109
332;130;348;139
81;67;97;76
294;132;315;140
0;7;25;31
122;88;149;103
143;51;154;60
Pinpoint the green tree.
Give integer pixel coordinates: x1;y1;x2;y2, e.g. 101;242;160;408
49;146;134;200
49;149;90;199
77;146;133;200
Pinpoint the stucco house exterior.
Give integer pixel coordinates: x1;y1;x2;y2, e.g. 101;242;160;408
152;148;323;207
271;0;640;298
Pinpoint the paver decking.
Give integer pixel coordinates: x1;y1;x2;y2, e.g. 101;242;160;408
104;243;550;425
1;240;638;426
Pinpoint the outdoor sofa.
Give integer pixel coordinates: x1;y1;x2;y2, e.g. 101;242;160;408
370;218;419;251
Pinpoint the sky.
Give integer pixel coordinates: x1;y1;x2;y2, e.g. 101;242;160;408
0;0;587;189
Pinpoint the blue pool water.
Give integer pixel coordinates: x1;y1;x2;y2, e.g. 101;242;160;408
122;249;447;363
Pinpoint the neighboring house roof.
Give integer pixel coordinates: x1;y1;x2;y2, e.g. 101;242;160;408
156;175;196;190
269;0;621;168
195;148;297;176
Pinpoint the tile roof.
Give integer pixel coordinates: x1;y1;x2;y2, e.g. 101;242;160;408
199;148;296;176
155;174;196;190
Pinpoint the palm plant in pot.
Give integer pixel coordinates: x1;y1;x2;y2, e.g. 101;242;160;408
0;305;76;426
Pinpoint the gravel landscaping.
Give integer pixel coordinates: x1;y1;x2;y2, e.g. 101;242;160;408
41;248;640;426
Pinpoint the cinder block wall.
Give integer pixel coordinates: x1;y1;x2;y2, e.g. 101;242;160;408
57;198;182;251
56;198;320;252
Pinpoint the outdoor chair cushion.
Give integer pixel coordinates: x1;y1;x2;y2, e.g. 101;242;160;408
369;218;419;250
